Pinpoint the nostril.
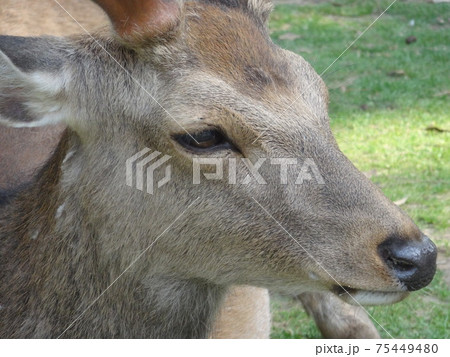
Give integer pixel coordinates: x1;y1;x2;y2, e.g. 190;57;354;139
386;256;416;273
378;235;437;291
380;245;419;278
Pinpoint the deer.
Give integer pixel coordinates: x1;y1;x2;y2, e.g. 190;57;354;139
0;0;381;339
0;0;437;338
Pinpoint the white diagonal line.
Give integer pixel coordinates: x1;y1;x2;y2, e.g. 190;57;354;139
285;0;399;116
56;197;200;339
251;196;395;339
51;0;199;144
253;0;398;144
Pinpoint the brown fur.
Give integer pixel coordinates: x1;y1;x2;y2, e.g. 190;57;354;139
0;0;435;338
211;286;271;338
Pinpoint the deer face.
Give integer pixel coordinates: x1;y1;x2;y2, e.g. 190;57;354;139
0;0;436;305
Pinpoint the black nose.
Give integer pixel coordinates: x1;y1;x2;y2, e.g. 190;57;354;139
378;235;437;291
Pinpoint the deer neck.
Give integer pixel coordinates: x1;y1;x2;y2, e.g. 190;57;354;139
0;129;225;338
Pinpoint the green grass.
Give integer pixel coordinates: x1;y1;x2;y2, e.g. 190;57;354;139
272;271;449;339
269;0;449;339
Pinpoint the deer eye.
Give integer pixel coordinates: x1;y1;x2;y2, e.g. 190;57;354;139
175;129;234;152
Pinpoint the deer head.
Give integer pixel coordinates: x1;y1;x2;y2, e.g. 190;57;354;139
0;0;436;314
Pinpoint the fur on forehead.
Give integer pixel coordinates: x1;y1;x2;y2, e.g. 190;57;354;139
128;0;274;58
177;0;290;96
146;0;278;70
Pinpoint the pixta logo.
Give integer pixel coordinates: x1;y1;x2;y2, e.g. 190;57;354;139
126;148;172;195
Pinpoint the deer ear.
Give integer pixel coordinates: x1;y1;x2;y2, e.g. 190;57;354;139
247;0;274;25
93;0;181;42
0;36;69;128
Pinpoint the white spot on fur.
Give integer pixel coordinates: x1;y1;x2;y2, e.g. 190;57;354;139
29;72;64;95
63;151;75;164
309;272;319;281
55;204;66;219
30;230;40;240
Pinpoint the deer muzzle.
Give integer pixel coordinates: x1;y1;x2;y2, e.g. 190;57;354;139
378;235;437;291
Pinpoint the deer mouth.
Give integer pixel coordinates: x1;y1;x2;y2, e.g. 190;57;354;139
332;285;409;306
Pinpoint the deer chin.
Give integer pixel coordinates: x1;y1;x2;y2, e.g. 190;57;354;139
332;285;409;306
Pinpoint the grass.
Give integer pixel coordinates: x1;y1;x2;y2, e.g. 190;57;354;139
271;271;449;339
269;0;449;339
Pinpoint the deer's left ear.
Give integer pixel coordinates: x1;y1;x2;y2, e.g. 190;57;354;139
0;36;70;128
247;0;274;25
93;0;182;44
